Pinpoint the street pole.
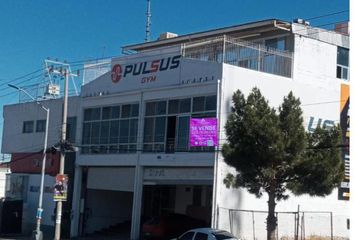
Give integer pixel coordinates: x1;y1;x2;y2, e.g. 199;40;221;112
8;84;50;240
34;107;50;240
54;69;69;240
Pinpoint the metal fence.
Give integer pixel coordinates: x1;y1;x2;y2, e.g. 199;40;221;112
182;36;293;78
217;208;348;240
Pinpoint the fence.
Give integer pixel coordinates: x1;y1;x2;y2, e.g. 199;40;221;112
182;36;293;78
218;207;348;240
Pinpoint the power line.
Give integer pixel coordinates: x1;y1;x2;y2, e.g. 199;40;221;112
304;10;349;21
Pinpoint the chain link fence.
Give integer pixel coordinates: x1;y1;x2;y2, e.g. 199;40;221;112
218;207;348;240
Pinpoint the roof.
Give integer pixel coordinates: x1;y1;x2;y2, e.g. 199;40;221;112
122;19;291;52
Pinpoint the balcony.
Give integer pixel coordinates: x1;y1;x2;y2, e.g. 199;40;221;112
182;36;293;78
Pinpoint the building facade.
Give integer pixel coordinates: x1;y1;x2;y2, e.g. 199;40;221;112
2;19;349;239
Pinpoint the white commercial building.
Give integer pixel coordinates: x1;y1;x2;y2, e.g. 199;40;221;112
2;19;349;239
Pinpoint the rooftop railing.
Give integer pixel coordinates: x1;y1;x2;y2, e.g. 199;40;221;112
182;36;293;78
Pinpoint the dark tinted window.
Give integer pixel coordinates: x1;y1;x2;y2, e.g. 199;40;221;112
337;47;349;66
36;120;46;132
23;121;34;133
195;232;208;240
179;231;195;240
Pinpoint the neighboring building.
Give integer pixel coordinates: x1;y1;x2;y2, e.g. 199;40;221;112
1;19;349;239
0;162;10;198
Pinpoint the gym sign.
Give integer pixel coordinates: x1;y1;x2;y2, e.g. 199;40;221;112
111;55;181;84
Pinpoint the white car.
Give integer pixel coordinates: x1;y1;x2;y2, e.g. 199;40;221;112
173;228;241;240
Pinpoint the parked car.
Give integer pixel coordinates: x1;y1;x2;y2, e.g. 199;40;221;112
142;213;207;240
173;228;241;240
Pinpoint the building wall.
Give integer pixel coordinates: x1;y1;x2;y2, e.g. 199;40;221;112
215;35;348;239
2;96;81;154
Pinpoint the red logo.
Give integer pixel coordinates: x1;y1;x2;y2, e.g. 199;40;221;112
111;64;122;83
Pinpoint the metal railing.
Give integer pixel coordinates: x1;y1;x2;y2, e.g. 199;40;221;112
182;36;293;78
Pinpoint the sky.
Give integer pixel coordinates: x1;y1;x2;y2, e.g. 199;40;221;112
0;0;349;157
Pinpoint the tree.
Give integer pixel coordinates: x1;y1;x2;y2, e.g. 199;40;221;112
222;88;344;240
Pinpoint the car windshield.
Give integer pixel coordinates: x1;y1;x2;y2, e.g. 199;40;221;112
212;231;235;240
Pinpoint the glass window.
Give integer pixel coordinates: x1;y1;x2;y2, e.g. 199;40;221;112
176;116;190;151
100;121;109;144
109;120;119;144
179;232;195;240
179;98;191;113
23;121;34;133
119;144;128;153
102;107;111;120
338;47;349;66
195;233;208;240
155;117;166;142
84;109;91;121
337;47;349;80
82;123;91;144
111;106;120;118
119;119;129;143
67;117;77;143
129;119;138;143
193;97;205;112
91;122;100;144
36;120;46;132
91;108;101;121
168;99;179;114
265;37;286;51
109;145;118;154
205;95;217;111
131;104;139;117
122;105;131;118
145;102;156;116
144;118;154;142
157;101;167;115
143;144;153;152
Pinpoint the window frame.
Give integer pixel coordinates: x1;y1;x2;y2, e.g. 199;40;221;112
23;121;34;133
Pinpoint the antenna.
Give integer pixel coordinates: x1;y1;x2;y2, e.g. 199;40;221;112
145;0;151;42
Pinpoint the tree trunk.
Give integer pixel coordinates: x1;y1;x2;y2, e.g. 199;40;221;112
267;190;277;240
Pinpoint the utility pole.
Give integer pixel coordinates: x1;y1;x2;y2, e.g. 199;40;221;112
48;61;77;240
54;68;68;240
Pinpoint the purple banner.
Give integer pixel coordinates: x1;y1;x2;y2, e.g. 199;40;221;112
190;118;218;147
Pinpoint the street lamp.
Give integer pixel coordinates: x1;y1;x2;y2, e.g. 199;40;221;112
8;84;50;240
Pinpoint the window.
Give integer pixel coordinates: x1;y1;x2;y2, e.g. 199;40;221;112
81;103;139;154
195;232;208;240
23;121;34;133
337;47;349;80
143;101;167;152
143;96;216;153
179;232;195;240
36;120;46;132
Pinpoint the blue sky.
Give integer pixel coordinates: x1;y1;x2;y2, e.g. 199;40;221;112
0;0;349;157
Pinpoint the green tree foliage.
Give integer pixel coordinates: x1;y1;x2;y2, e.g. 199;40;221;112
222;88;344;240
